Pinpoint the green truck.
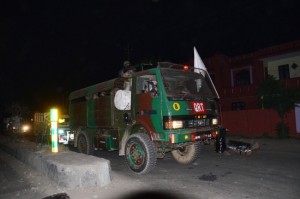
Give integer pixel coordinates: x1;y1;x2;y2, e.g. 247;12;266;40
68;61;221;174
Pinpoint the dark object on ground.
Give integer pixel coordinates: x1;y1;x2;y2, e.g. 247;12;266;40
42;193;70;199
226;140;259;156
215;128;227;153
121;190;182;199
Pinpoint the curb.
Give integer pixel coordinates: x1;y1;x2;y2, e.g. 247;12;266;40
0;136;112;188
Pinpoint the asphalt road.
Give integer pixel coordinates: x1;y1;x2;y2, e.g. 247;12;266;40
0;148;62;199
91;138;300;199
0;135;300;199
0;149;31;197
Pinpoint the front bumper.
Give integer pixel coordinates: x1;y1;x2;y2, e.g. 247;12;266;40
169;128;219;144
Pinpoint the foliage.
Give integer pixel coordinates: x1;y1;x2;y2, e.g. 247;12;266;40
257;75;300;137
5;102;30;118
276;122;290;138
256;75;299;119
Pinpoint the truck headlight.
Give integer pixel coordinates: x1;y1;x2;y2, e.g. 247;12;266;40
165;121;183;129
58;129;65;134
22;124;30;133
212;118;218;125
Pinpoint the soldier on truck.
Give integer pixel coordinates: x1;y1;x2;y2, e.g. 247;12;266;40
67;49;221;174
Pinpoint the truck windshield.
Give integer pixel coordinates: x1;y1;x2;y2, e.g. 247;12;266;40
160;67;218;101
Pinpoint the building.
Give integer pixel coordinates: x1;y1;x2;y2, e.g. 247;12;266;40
204;40;300;137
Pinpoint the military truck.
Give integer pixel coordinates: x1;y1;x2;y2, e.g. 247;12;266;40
68;60;221;174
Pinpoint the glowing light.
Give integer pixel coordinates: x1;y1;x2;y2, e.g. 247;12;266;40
50;108;58;153
183;65;189;71
50;109;58;122
165;121;183;129
171;134;175;144
22;124;30;133
58;118;65;123
212;118;218;125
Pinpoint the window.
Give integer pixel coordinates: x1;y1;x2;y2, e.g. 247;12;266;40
234;69;250;86
278;64;290;80
232;102;246;110
231;66;252;87
264;67;269;78
137;75;156;94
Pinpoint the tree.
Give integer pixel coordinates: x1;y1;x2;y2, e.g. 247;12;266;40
256;75;300;138
5;102;30;118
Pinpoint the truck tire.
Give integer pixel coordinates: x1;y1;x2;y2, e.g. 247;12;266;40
125;133;157;174
171;142;201;164
77;132;94;155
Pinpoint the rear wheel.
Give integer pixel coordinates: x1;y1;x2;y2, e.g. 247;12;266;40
171;142;201;164
125;133;157;174
77;132;94;155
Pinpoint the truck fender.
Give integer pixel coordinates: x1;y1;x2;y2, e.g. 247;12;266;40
119;127;130;156
119;124;152;156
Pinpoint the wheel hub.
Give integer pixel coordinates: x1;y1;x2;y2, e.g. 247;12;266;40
129;143;144;166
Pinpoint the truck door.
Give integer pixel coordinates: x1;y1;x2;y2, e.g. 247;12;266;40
133;75;161;133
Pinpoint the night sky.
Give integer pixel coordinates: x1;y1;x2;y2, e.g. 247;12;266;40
1;0;300;113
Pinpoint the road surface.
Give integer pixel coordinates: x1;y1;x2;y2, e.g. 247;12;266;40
0;135;300;199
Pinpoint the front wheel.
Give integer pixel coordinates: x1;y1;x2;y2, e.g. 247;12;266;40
171;142;201;164
125;133;157;174
77;132;94;155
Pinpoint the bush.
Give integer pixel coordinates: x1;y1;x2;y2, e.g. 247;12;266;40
276;122;289;138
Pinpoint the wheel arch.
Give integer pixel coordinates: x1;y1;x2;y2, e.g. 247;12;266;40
73;126;95;148
171;141;201;165
119;123;152;156
73;126;84;147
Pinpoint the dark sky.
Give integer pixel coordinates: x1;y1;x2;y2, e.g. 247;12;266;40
1;0;300;112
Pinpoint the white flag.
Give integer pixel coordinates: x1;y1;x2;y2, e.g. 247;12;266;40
193;46;219;98
194;47;206;77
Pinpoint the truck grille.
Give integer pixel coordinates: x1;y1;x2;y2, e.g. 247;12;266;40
163;115;215;130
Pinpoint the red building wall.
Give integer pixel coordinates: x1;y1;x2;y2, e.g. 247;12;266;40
204;40;300;138
205;40;300;112
221;109;300;138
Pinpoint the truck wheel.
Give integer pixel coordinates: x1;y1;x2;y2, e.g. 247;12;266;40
77;132;94;155
171;142;201;164
125;133;157;174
